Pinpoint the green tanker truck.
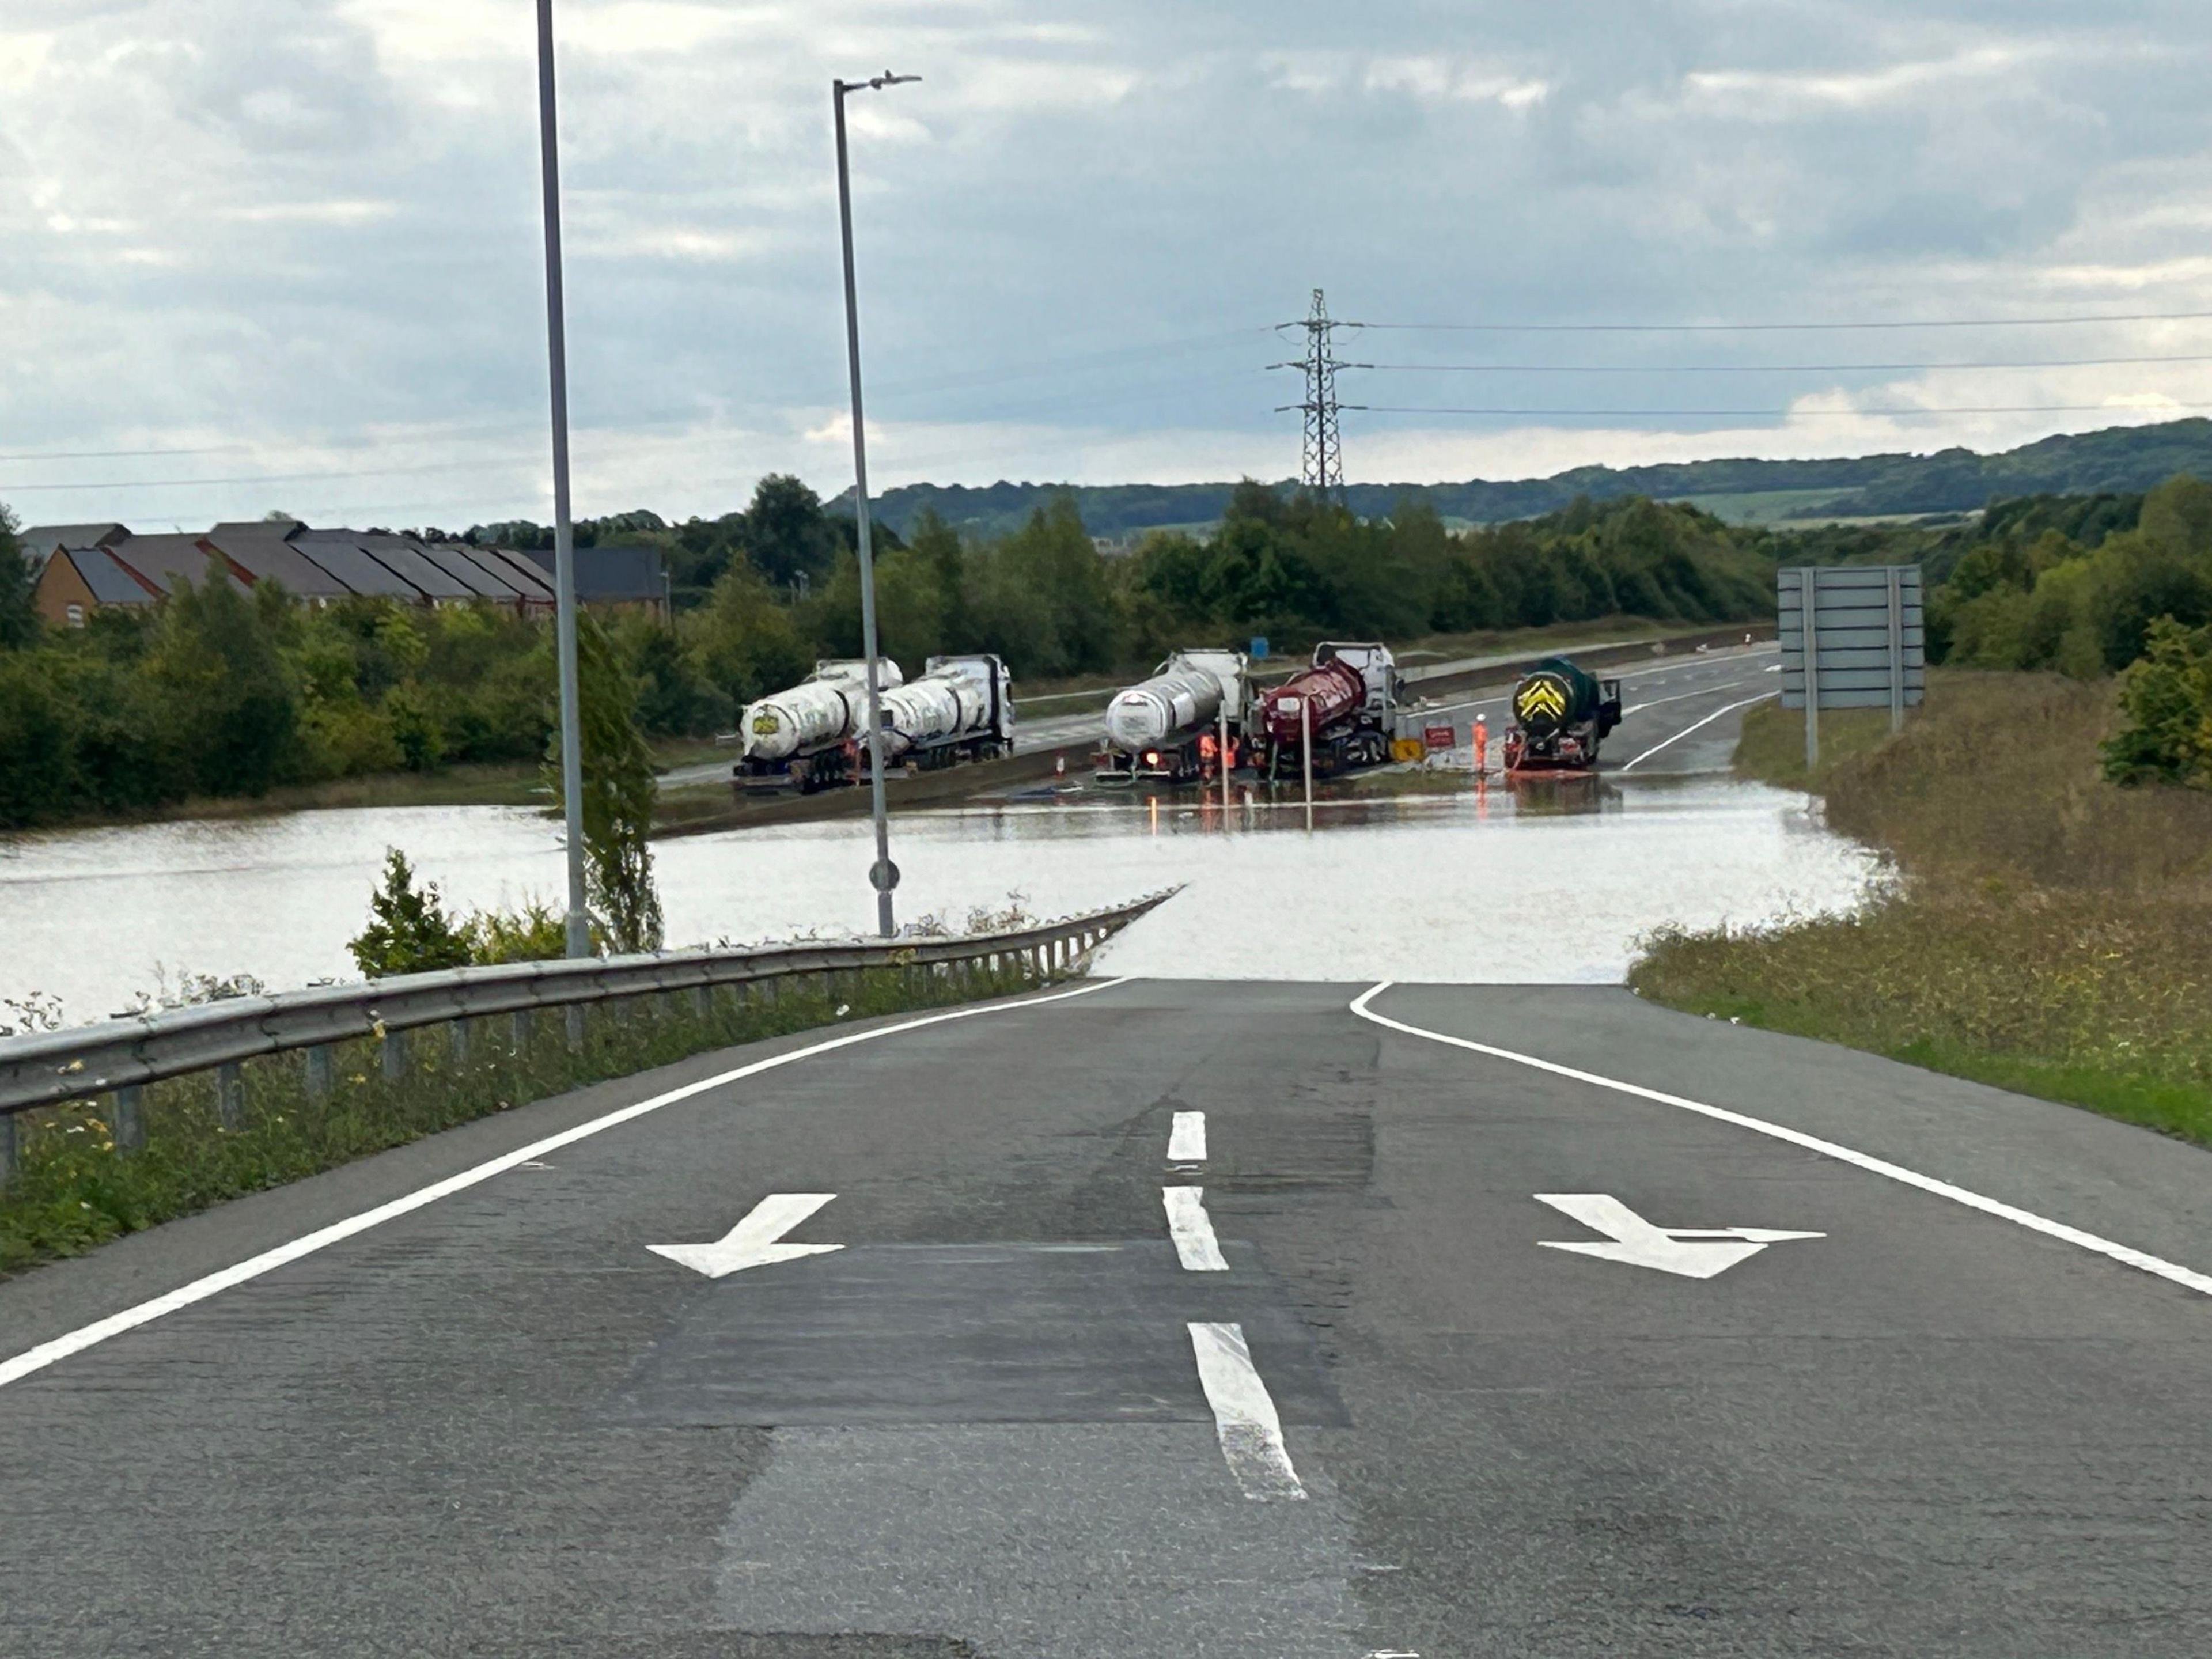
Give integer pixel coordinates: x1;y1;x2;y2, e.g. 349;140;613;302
1504;656;1623;772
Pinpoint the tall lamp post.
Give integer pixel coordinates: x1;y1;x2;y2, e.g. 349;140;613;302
535;0;589;959
834;71;918;939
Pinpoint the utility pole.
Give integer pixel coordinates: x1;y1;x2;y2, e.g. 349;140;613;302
534;0;589;960
834;71;919;939
1270;289;1366;501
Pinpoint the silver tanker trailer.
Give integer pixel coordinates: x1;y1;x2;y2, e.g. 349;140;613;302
877;653;1015;771
1094;647;1249;785
734;658;901;794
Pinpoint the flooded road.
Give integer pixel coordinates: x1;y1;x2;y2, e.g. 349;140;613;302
2;760;1874;1025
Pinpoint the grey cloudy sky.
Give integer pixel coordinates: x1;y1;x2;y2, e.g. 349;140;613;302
5;0;2211;529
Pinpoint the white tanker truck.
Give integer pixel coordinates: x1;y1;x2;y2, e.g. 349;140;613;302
878;653;1015;770
1093;648;1249;785
734;659;896;794
734;653;1014;794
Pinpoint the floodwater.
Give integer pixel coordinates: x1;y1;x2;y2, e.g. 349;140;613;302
0;774;1878;1027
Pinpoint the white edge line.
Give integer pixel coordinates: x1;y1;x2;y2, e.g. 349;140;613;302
1188;1320;1306;1500
1349;982;2212;1300
1623;677;1775;717
1616;690;1777;772
1167;1109;1207;1163
1164;1185;1230;1271
0;978;1134;1390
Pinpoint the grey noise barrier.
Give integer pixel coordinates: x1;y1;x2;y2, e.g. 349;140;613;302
0;892;1177;1150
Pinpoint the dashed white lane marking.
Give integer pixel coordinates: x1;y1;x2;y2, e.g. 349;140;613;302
1616;691;1778;772
1168;1109;1207;1162
1164;1185;1229;1271
1188;1321;1307;1501
0;978;1134;1391
1350;984;2212;1300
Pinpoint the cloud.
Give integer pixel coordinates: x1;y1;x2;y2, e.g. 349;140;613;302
4;0;2212;530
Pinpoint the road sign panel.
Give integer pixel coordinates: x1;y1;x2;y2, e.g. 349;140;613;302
1777;563;1923;749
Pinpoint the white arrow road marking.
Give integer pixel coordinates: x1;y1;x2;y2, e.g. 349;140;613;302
1350;982;2212;1301
1535;1193;1823;1279
1188;1321;1306;1501
1164;1185;1229;1271
648;1193;844;1279
1168;1110;1207;1162
0;978;1132;1392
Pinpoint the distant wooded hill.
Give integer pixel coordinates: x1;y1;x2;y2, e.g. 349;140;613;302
847;417;2212;541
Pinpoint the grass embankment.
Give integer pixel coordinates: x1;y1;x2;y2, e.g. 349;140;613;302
0;957;1037;1276
1634;673;2212;1143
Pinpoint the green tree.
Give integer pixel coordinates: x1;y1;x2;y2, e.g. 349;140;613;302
0;653;75;827
562;613;664;954
0;506;36;650
683;565;812;709
740;474;839;590
2102;618;2212;787
347;848;474;976
145;558;300;797
908;508;969;649
619;615;730;737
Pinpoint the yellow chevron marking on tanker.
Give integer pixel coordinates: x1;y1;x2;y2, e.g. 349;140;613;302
1517;677;1568;721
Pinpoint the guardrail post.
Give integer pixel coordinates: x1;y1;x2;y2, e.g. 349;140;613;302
305;1045;333;1099
450;1017;471;1067
217;1062;244;1130
565;1005;585;1050
511;1009;533;1052
114;1084;145;1154
2;1112;16;1187
693;985;713;1018
382;1029;407;1082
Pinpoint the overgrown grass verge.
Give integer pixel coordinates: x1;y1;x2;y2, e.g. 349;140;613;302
1633;671;2212;1143
0;958;1040;1277
1731;698;1895;791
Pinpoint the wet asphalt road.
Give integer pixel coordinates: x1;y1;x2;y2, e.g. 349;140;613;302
2;975;2207;1657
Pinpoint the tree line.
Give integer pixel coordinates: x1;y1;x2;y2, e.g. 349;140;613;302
1;481;1790;830
1777;474;2212;788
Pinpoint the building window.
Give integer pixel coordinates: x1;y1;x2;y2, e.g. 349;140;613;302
65;603;85;628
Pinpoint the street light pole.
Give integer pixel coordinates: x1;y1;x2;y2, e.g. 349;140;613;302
535;0;589;959
834;71;918;940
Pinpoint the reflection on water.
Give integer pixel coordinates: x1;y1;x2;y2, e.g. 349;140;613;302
1;775;1877;1022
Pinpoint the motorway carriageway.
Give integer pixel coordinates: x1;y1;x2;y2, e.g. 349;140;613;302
2;969;2207;1655
1009;638;1779;765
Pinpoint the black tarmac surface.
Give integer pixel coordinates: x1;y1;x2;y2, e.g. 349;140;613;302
3;976;2207;1657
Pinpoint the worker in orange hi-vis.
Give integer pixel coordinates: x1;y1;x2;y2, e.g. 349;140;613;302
1197;730;1219;778
1472;714;1489;774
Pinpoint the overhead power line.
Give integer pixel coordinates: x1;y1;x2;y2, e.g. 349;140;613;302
1359;402;2212;418
0;444;249;463
0;453;542;494
1351;309;2212;334
1368;353;2212;373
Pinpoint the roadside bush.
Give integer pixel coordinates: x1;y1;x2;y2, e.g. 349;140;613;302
347;848;474;976
461;899;569;964
2103;618;2212;789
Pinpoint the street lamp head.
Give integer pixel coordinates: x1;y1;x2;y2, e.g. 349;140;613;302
838;71;921;94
